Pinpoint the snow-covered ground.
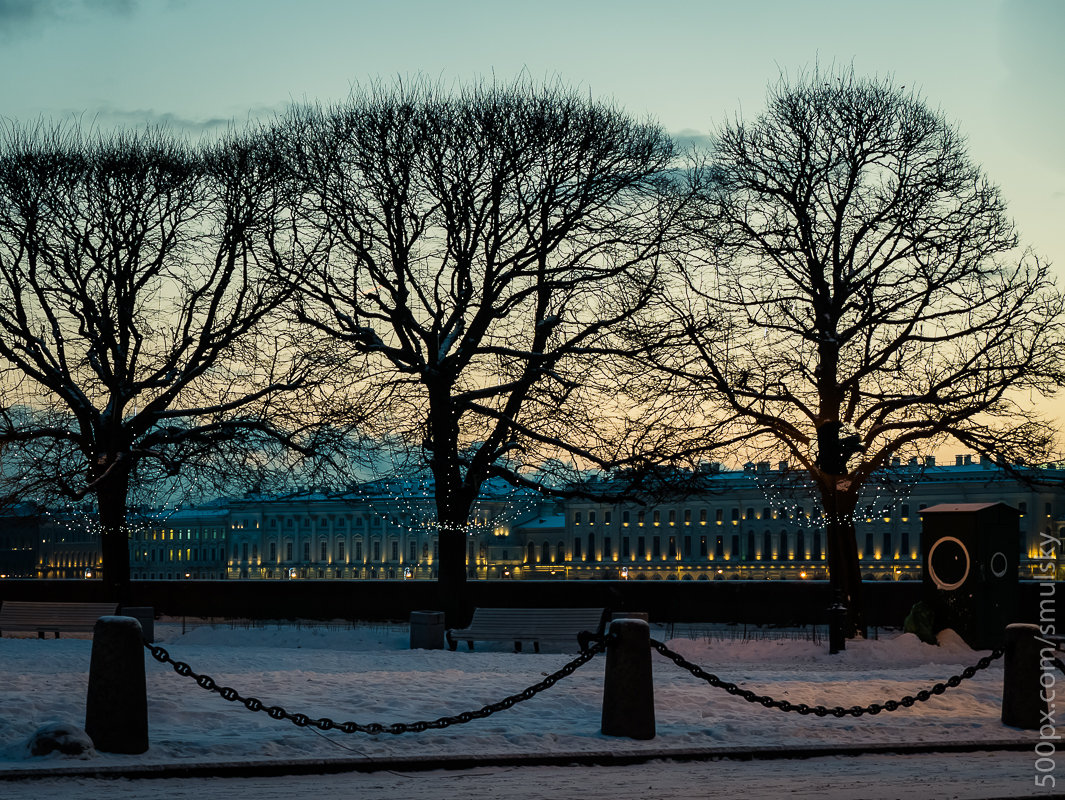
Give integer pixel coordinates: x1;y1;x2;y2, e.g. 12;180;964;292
0;619;1049;798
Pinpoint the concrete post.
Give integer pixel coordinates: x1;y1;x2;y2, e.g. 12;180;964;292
601;617;655;740
409;610;445;650
1002;623;1051;730
85;616;149;754
119;606;155;643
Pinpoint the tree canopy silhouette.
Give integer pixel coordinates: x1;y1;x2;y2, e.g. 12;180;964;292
277;79;687;622
0;124;330;600
641;69;1065;632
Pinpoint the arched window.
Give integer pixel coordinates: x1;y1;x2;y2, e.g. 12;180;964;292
557;541;566;562
780;530;789;560
527;542;536;563
762;531;772;559
796;529;805;560
542;541;551;563
746;532;755;562
587;533;596;562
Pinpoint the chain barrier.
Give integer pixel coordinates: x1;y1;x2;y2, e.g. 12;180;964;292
649;638;1003;718
144;637;607;735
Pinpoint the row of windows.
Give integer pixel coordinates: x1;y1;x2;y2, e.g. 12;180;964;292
574;501;1056;526
137;572;227;580
526;531;923;563
46;553;99;568
264;515;388;530
133;547;221;563
246;512;497;531
134;528;224;542
574;506;921;526
234;566;426;580
230;538;439;564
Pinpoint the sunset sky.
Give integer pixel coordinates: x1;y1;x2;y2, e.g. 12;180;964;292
1;0;1062;449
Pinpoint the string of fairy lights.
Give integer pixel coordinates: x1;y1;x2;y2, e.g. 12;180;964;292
341;478;541;537
334;427;546;539
747;465;927;530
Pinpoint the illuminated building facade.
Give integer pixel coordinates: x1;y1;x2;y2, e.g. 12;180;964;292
4;456;1061;582
525;458;1065;582
128;504;229;580
33;507;103;579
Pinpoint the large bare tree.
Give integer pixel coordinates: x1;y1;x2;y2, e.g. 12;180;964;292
645;69;1065;633
0;123;331;601
278;79;685;621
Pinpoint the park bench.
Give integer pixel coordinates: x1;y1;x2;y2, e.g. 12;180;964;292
0;601;118;639
446;607;608;653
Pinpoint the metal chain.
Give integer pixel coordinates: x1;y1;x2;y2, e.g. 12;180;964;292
145;638;607;735
649;638;1003;718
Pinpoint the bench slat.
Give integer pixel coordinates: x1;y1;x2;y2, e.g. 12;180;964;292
0;601;118;637
446;607;607;652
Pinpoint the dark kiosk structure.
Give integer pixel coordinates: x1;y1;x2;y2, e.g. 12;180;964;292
920;502;1020;650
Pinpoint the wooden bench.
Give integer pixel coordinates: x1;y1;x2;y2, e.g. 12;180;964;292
446;607;607;652
0;601;118;639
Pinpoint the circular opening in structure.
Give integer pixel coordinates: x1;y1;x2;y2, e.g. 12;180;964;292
990;551;1009;579
928;536;970;591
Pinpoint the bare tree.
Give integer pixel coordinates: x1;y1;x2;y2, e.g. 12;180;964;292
277;79;685;621
0;123;331;601
644;69;1065;633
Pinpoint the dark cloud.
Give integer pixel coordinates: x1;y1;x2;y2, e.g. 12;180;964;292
0;0;53;25
0;0;137;39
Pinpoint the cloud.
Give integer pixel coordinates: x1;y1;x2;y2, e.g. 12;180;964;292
0;0;137;40
0;0;53;27
58;102;291;137
670;128;713;153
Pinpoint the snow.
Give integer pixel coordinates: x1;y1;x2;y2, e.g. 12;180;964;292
0;619;1048;798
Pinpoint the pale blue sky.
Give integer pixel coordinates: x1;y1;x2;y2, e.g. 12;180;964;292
1;0;1063;433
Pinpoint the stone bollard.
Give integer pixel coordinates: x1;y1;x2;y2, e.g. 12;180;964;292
409;610;445;650
119;606;155;643
1002;623;1051;730
85;616;149;754
601;617;655;740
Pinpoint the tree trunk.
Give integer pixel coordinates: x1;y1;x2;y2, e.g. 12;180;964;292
821;483;864;637
426;389;475;628
94;466;132;605
436;510;471;629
